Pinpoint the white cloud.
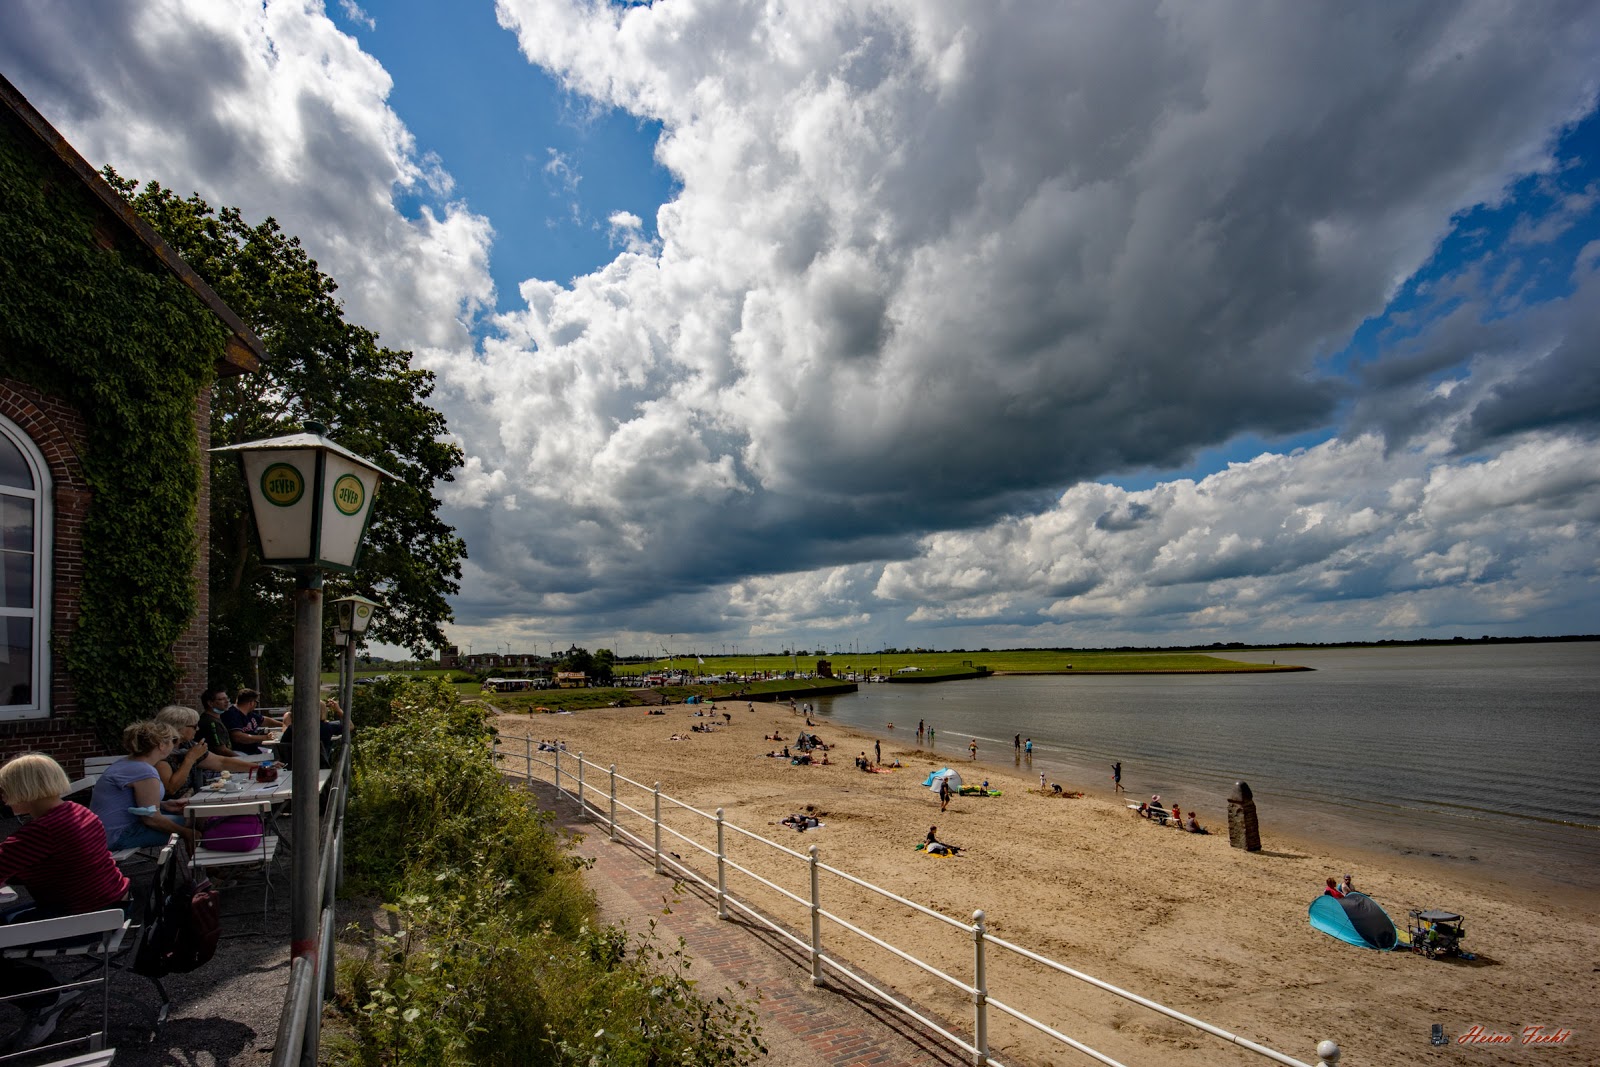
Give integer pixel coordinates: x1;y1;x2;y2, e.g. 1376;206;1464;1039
6;0;1599;647
0;0;495;350
338;0;375;32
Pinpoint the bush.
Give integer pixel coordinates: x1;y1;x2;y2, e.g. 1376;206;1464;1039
333;679;763;1065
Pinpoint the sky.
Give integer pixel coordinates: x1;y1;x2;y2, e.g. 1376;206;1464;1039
3;1;1599;657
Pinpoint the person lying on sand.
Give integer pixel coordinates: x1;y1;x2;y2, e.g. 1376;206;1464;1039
781;813;821;831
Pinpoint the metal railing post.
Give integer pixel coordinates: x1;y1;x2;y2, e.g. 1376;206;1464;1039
716;807;728;919
608;765;617;840
554;746;561;795
1316;1040;1341;1066
523;736;532;791
972;909;988;1065
653;782;663;874
577;753;584;816
808;844;822;986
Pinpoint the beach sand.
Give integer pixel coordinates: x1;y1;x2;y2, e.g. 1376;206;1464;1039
494;702;1595;1066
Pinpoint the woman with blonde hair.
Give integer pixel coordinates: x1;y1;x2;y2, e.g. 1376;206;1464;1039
153;705;257;797
88;721;195;850
0;753;131;1050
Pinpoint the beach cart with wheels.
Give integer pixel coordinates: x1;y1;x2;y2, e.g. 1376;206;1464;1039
1407;908;1467;958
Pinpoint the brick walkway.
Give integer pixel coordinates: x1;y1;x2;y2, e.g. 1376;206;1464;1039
528;778;979;1067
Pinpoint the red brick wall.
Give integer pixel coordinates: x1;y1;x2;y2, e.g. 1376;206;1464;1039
173;387;211;706
0;375;212;775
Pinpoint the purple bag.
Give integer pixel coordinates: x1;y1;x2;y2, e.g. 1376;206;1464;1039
201;814;263;852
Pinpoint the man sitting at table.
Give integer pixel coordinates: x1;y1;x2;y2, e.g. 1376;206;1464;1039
154;705;260;797
199;687;238;757
222;689;277;755
0;753;133;1051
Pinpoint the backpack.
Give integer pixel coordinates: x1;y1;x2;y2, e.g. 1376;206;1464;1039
134;854;221;977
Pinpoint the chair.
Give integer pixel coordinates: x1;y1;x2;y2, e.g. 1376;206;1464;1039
60;756;121;800
187;800;277;926
61;757;146;867
0;908;126;1061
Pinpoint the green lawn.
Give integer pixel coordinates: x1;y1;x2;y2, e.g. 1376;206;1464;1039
616;648;1297;676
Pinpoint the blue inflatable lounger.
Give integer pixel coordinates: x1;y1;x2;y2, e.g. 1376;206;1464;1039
1308;892;1399;950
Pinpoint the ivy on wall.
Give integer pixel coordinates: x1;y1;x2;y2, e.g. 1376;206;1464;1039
0;126;228;747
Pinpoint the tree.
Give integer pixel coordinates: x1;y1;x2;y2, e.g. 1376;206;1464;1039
591;648;615;686
108;173;467;692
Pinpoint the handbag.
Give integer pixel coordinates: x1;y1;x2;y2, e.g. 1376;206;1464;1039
200;813;263;852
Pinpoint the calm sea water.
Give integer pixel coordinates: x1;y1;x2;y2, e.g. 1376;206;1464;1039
813;643;1600;893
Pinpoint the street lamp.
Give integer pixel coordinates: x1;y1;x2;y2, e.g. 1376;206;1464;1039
331;594;380;729
248;642;265;696
211;424;390;987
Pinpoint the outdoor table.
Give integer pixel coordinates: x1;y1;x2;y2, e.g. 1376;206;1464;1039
186;768;331;844
186;769;330;809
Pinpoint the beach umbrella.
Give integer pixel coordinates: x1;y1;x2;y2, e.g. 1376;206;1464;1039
923;767;963;793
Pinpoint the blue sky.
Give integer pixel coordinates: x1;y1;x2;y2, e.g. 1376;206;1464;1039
347;0;675;298
3;1;1599;656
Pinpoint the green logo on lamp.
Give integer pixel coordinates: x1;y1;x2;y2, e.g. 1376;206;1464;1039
332;473;365;516
260;463;305;507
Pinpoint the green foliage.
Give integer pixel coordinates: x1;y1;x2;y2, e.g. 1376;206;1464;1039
335;679;763;1066
0;126;225;744
108;174;467;691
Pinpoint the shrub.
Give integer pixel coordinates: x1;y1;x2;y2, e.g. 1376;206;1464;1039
334;679;763;1065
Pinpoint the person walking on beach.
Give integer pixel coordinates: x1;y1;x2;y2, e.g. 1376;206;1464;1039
939;777;952;812
929;726;935;746
1024;738;1032;759
968;738;978;760
917;719;925;742
874;739;881;765
1013;734;1021;757
1112;761;1123;794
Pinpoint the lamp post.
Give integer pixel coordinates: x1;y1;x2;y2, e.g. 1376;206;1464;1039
211;425;390;996
331;595;380;731
248;642;265;696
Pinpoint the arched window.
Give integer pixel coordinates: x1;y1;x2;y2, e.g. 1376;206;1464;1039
0;417;50;718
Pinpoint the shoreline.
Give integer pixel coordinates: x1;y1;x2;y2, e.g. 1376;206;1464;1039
495;700;1597;1066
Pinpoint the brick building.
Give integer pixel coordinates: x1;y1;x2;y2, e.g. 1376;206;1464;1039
0;76;263;774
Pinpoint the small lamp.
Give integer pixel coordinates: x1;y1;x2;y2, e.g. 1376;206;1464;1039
211;423;393;572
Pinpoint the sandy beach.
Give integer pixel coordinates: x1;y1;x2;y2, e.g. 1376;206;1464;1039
493;702;1595;1066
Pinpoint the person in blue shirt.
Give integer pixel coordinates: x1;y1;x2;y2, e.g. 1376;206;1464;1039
221;688;278;755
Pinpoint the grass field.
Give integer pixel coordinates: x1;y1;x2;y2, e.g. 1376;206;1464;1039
315;649;1298;715
613;648;1297;676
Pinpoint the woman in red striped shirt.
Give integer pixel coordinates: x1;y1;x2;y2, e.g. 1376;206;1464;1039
0;753;132;1049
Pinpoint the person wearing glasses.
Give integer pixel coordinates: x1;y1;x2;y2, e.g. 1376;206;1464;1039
198;687;238;757
87;721;195;851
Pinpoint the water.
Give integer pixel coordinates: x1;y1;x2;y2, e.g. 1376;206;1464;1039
814;643;1600;894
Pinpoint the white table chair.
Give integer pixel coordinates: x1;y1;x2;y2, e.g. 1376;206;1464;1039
0;908;125;1061
186;800;277;926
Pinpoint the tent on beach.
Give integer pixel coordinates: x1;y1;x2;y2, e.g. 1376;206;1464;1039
1308;892;1399;950
923;768;963;793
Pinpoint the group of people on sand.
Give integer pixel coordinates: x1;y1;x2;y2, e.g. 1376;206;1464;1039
1322;874;1356;897
1135;794;1208;833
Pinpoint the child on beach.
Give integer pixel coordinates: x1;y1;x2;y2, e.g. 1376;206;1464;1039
968;739;978;760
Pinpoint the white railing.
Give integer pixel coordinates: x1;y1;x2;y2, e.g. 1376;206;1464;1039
498;737;1344;1067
